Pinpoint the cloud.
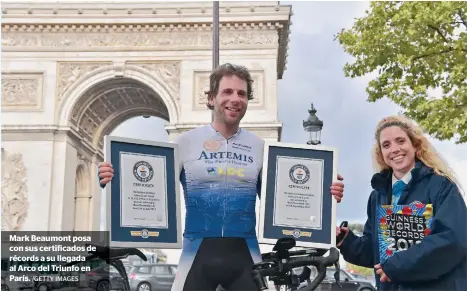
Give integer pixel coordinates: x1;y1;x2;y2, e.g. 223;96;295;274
287;1;370;36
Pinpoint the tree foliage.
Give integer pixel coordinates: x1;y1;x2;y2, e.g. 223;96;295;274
348;223;364;234
346;263;374;277
336;1;467;143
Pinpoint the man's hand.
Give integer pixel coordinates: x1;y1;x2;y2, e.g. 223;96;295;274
330;174;344;203
375;264;391;282
98;162;114;185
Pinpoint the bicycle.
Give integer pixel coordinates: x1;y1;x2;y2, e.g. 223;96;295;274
252;237;343;291
65;244;147;291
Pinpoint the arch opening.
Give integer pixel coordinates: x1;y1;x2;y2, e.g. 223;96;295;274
69;77;171;149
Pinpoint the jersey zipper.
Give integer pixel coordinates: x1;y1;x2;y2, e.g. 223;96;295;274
222;138;229;237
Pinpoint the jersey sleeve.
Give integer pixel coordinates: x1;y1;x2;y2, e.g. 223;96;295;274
173;134;185;177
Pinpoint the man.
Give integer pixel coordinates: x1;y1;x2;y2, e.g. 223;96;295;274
98;63;345;290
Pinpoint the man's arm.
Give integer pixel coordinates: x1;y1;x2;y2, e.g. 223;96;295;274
382;179;467;283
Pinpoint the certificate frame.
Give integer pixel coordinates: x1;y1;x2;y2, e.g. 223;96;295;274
258;141;338;249
104;135;182;249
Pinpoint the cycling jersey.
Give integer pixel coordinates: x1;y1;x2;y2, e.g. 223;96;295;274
177;124;263;238
171;124;264;291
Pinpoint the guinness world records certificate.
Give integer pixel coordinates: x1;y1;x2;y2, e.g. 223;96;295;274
258;142;337;249
104;135;182;249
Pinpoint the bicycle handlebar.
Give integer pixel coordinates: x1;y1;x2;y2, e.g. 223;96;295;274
262;248;328;262
252;238;340;291
63;244;147;291
64;244;147;266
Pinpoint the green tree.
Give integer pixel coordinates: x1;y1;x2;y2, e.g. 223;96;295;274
336;1;467;143
346;263;374;277
348;223;364;234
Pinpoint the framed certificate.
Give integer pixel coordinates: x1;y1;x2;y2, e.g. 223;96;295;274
104;135;182;249
258;142;338;249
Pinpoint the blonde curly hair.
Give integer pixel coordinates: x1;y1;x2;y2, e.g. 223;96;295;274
372;115;461;189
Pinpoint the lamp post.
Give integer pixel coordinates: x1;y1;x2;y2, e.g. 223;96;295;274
212;1;219;69
211;1;219;122
303;103;323;145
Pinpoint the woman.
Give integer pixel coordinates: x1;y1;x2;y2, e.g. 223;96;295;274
336;115;466;291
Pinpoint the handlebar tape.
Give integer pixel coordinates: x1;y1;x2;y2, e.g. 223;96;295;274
63;245;147;267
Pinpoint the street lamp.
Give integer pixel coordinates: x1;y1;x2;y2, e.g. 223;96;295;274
212;1;219;69
211;1;219;122
303;103;323;145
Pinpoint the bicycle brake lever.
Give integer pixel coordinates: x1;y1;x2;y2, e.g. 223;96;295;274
336;221;348;243
334;261;342;288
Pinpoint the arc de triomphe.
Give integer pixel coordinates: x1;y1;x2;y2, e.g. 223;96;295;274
1;1;292;233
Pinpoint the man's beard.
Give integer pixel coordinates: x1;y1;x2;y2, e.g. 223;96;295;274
215;108;244;126
220;111;245;126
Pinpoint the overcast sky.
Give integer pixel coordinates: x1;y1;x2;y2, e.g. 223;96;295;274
109;1;467;262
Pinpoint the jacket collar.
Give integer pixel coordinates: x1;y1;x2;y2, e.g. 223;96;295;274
371;160;433;195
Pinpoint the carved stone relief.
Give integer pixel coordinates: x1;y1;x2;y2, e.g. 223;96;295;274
2;29;279;50
126;61;181;101
1;149;29;231
1;72;43;111
77;153;91;170
195;73;210;110
1;34;39;47
193;70;264;110
57;62;112;101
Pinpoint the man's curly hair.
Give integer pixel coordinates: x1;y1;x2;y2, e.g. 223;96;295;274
205;63;254;110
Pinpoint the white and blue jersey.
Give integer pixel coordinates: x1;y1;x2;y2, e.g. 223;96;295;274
171;124;264;290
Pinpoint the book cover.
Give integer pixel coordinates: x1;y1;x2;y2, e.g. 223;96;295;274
377;202;433;262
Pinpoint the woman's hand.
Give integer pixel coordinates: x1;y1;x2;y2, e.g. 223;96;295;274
336;226;349;247
375;264;391;282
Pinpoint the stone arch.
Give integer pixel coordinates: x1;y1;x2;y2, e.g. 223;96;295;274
58;65;178;149
57;64;179;135
74;162;91;231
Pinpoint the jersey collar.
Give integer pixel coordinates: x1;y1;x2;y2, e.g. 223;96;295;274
209;123;242;139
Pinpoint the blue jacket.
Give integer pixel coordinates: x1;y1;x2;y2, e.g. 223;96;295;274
338;161;467;291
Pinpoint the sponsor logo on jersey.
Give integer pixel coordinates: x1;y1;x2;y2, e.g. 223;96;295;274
231;142;252;152
198;151;254;163
203;140;222;152
206;167;245;177
133;161;154;183
207;167;216;175
289;164;310;184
